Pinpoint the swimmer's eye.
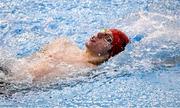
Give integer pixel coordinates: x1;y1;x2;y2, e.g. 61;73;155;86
104;33;113;44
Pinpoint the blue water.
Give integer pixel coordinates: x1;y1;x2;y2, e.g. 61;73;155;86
0;0;180;107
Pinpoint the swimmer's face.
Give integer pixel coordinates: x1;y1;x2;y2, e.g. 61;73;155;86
85;31;113;56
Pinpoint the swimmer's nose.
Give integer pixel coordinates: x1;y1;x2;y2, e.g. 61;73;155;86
90;35;96;42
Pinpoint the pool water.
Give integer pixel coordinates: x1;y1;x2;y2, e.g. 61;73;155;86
0;0;180;107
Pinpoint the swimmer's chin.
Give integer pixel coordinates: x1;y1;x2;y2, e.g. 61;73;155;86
85;42;94;53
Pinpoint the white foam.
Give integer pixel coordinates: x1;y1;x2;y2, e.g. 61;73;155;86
122;12;180;43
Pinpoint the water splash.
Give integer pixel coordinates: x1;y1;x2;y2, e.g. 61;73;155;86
0;0;180;107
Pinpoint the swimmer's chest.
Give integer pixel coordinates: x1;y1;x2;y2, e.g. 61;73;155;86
40;38;83;62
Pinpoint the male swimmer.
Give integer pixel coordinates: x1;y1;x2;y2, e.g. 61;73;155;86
1;28;129;83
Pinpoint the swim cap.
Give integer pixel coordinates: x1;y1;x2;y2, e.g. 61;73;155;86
108;28;129;57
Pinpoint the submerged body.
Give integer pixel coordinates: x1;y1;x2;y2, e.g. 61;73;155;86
2;29;129;84
9;38;96;83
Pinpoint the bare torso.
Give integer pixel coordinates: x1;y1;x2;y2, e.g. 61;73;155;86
9;38;95;83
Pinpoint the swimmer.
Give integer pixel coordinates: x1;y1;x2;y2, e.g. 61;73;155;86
3;28;129;83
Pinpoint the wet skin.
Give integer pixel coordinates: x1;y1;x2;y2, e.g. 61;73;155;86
85;31;113;56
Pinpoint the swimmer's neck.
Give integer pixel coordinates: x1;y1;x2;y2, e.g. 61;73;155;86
83;49;109;65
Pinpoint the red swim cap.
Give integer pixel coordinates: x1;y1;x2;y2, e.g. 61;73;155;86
109;28;129;57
